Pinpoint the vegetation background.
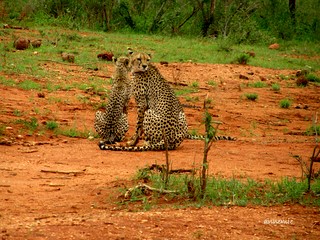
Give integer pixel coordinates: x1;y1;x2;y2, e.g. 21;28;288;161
1;0;319;43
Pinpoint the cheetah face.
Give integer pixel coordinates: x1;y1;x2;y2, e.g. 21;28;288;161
113;56;129;68
128;50;151;73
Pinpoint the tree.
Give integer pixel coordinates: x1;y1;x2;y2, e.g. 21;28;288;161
289;0;296;27
196;0;216;37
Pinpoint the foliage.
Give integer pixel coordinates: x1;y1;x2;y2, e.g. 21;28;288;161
235;53;250;65
279;98;292;108
14;117;39;132
1;0;319;41
129;169;320;208
244;93;258;101
306;74;320;83
305;125;320;136
271;83;280;91
17;80;42;91
46;121;59;130
249;81;267;88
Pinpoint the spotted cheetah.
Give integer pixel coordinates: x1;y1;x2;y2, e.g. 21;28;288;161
99;50;235;151
94;56;131;144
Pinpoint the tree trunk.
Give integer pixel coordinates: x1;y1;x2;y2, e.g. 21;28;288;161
289;0;296;26
197;0;216;37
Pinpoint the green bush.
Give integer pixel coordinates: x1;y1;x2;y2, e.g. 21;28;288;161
244;93;258;101
306;74;320;83
46;121;59;130
271;83;280;91
279;99;291;108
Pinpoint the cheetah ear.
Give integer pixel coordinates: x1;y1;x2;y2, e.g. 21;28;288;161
147;53;152;58
127;47;134;55
112;56;117;63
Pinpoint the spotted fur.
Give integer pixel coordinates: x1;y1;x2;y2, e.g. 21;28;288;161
98;50;235;151
94;56;131;144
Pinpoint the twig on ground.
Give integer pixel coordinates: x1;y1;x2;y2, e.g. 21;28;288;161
40;169;86;175
124;183;178;198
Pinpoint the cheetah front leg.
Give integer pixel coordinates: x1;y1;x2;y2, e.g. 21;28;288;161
126;104;147;146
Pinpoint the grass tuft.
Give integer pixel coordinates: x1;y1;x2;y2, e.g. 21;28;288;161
279;99;291;108
244;93;258;101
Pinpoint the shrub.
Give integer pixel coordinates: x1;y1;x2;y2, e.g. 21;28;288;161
279;99;291;108
235;53;250;65
305;125;320;136
244;93;258;101
271;83;280;91
306;74;320;83
46;121;59;130
250;81;267;88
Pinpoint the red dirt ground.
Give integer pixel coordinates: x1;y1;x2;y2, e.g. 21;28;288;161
1;33;320;239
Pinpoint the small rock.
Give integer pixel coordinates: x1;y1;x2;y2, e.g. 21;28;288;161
14;38;30;50
6;127;13;130
259;76;267;81
160;61;169;66
37;92;45;98
246;51;256;57
31;39;42;48
61;52;75;63
239;74;249;80
268;43;280;50
17;135;23;139
97;52;114;61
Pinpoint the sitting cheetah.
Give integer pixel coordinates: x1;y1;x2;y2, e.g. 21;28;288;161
99;50;235;151
94;56;131;144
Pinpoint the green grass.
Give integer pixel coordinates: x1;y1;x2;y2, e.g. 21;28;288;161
271;83;280;91
14;117;39;133
127;168;320;208
279;99;292;108
249;81;267;88
190;81;199;88
56;127;95;138
306;73;320;83
207;80;217;87
13;109;23;117
18;80;42;91
305;125;320;136
185;96;199;102
1;28;319;81
0;77;16;87
175;88;198;96
46;121;59;130
234;53;250;65
244;93;258;101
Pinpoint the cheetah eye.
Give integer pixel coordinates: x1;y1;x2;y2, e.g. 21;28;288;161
137;58;141;61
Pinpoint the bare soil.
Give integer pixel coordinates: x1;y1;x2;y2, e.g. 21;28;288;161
1;31;320;239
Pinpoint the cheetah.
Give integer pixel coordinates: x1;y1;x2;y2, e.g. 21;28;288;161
94;56;131;144
99;50;235;151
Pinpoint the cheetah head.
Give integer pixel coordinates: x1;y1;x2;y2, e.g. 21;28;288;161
113;56;130;68
127;48;151;73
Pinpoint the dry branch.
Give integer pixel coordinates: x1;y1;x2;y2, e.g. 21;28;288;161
124;183;178;198
40;169;86;175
